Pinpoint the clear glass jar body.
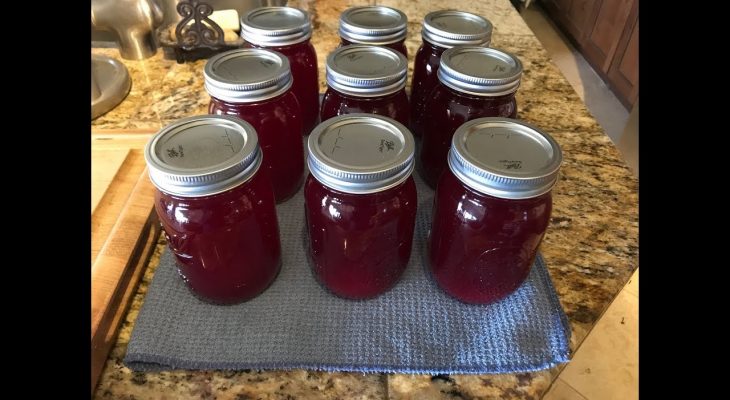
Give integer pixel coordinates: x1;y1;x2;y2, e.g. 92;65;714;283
409;40;447;138
419;83;517;188
156;169;282;304
428;169;552;304
320;87;410;127
243;40;320;135
209;91;304;202
304;175;418;299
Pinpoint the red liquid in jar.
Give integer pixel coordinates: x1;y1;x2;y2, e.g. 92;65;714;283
209;93;304;202
419;83;517;188
409;41;447;138
157;170;282;305
339;38;408;59
428;169;551;304
245;41;320;135
304;175;417;299
320;87;410;127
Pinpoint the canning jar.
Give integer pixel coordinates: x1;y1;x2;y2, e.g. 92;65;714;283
410;11;492;137
320;45;409;127
428;118;562;305
420;47;523;188
205;48;304;202
240;6;320;135
145;115;282;305
304;114;417;299
338;6;408;58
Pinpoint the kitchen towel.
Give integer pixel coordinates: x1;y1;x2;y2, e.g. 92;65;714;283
125;172;571;374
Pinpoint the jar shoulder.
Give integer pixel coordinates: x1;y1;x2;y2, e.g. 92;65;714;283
435;173;551;223
210;92;301;118
156;173;274;226
304;176;417;219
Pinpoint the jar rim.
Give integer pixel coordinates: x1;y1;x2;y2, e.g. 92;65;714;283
448;118;562;199
307;114;415;194
422;10;492;48
325;45;408;97
145;115;263;197
204;49;293;103
240;6;312;46
438;47;523;96
339;6;407;44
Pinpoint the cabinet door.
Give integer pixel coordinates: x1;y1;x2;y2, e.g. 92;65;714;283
542;0;600;44
582;0;635;72
542;0;571;12
565;0;600;42
607;6;638;108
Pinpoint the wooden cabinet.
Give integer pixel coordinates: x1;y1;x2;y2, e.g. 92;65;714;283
542;0;600;43
606;4;638;106
541;0;638;109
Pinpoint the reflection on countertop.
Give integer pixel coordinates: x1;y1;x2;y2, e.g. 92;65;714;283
92;0;638;398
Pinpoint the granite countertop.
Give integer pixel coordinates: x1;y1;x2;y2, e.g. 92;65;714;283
92;0;638;398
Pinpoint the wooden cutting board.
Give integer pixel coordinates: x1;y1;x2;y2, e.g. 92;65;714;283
91;130;160;393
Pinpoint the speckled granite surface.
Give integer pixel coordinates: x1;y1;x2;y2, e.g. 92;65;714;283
92;0;638;398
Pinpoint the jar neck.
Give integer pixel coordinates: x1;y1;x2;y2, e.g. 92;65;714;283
245;39;311;52
309;173;413;199
439;82;517;101
422;39;448;55
340;37;405;46
445;168;552;204
157;173;255;202
328;86;405;101
210;89;291;107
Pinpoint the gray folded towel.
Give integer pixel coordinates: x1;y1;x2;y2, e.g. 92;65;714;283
125;173;570;373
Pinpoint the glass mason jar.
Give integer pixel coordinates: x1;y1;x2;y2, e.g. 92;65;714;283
304;114;417;300
205;48;304;202
428;118;563;305
420;47;523;188
144;115;282;305
320;45;410;127
410;11;492;138
338;6;408;58
240;6;320;135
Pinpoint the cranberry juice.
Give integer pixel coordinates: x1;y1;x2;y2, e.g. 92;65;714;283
157;170;282;304
244;41;319;135
429;170;551;304
305;175;417;299
409;41;446;137
320;88;410;127
209;93;304;201
420;84;517;188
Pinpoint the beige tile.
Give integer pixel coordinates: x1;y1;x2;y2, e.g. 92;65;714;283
543;378;587;400
559;288;638;400
624;268;638;298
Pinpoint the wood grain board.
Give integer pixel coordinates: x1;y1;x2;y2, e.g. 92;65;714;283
91;129;160;393
92;149;131;214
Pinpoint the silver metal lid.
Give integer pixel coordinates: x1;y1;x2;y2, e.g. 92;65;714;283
240;7;312;46
422;11;492;48
307;114;415;194
144;115;263;197
204;48;292;103
325;45;408;97
339;6;407;45
448;118;562;199
438;47;523;96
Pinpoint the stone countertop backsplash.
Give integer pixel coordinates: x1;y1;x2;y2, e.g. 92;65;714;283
92;0;638;398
